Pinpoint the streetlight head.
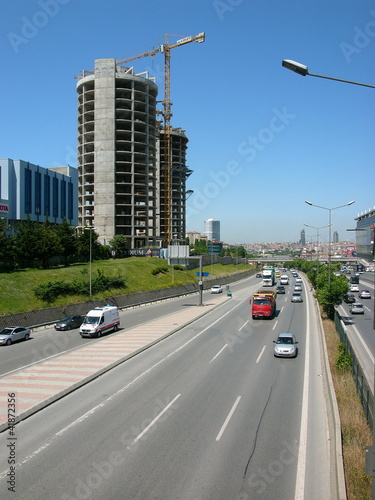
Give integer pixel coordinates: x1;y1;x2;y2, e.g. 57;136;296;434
305;200;312;206
348;200;355;206
282;59;309;76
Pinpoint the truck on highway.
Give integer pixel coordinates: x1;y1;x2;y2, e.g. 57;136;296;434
262;267;275;287
250;289;277;319
80;305;120;338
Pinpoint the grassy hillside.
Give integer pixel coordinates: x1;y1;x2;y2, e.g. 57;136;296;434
0;258;252;315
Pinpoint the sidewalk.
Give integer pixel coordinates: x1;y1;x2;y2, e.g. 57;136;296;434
0;294;229;432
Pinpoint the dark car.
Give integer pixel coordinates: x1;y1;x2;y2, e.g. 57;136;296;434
276;286;285;294
256;273;262;278
54;315;84;331
344;294;356;304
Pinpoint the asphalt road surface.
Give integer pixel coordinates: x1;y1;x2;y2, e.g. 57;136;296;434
0;275;334;499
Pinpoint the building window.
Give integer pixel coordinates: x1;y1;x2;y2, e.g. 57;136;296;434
35;171;41;216
60;180;66;218
44;174;50;216
53;177;58;218
24;168;32;214
68;182;73;220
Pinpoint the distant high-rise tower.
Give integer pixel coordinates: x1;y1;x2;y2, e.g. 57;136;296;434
204;218;220;241
300;229;306;246
333;231;339;243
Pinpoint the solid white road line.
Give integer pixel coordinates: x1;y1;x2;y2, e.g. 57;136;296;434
294;285;310;499
210;344;228;363
216;396;241;441
127;394;181;449
256;346;266;364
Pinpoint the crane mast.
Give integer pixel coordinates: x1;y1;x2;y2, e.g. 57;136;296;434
118;32;205;248
76;33;205;248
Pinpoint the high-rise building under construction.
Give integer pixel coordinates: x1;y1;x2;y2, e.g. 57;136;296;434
76;58;190;248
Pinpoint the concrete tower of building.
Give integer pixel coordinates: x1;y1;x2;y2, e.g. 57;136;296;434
158;128;191;243
77;59;158;247
204;218;220;241
300;229;306;246
333;231;339;243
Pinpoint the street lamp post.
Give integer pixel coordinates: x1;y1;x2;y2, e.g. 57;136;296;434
283;58;374;494
304;223;332;265
282;60;375;89
305;201;355;285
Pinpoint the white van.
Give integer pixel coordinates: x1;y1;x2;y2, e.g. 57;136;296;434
280;275;289;285
80;306;120;338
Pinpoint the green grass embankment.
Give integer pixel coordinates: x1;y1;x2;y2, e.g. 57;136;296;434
0;258;251;315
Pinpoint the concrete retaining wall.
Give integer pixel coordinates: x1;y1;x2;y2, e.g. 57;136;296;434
0;270;254;329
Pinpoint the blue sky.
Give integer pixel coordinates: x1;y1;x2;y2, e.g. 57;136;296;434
1;0;374;243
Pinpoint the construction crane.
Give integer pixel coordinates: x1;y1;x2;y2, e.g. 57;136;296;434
117;32;205;248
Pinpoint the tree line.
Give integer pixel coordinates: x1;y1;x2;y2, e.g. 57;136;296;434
0;219;130;272
289;258;349;319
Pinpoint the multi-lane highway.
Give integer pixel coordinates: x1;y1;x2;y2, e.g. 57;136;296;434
337;271;375;392
0;273;342;499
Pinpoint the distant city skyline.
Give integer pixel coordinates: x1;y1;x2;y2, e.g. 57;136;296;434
1;1;373;243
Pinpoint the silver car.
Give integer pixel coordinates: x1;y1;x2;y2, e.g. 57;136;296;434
350;303;364;314
291;292;303;303
0;326;31;346
211;285;223;294
273;333;298;358
358;290;371;299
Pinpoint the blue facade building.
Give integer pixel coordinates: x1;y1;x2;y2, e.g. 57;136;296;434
0;158;78;228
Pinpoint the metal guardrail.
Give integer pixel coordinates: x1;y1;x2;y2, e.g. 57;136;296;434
335;311;374;429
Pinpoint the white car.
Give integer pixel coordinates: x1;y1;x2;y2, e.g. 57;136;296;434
211;285;223;294
295;277;302;283
350;285;359;293
350;302;364;314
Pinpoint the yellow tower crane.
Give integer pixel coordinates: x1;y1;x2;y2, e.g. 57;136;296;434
117;32;205;247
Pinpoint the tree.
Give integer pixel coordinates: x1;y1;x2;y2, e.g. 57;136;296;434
109;234;129;258
13;218;42;268
0;219;15;271
37;220;64;268
190;239;208;255
55;219;77;265
315;275;349;318
76;228;101;262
